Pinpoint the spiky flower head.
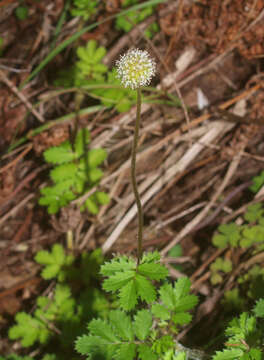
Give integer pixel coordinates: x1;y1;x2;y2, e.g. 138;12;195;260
116;49;156;90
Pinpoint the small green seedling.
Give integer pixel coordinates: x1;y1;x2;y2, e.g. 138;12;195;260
70;0;99;20
39;128;109;214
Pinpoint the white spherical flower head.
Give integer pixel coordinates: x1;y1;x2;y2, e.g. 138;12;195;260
116;49;156;90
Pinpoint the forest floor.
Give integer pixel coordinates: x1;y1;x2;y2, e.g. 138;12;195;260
0;0;264;357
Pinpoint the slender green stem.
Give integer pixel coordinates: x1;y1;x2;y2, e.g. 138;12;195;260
131;88;144;266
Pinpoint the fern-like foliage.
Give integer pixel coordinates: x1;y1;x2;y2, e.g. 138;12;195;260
100;251;168;310
75;253;199;360
212;309;264;360
39;128;109;214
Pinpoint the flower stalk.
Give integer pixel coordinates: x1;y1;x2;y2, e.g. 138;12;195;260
131;88;143;264
116;49;156;265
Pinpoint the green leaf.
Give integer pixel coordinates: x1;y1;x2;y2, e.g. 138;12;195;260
50;163;78;183
8;312;49;347
138;344;158;360
159;283;175;309
119;279;137;311
135;274;156;303
89;319;118;342
247;348;262;360
240;225;264;247
85;196;99;214
253;299;264;318
172;352;187;360
138;262;168;280
133;310;152;341
87;148;107;167
89;167;103;182
168;244;183;258
141;251;161;263
34;244;73;281
115;343;137;360
74;128;90;157
213;223;241;248
15;6;29;20
152;335;174;355
175;294;198;312
212;349;244;360
75;335;115;358
44;142;75;164
172;312;192;325
109;310;134;341
41;264;61;280
174;277;191;299
95;191;110;205
244;203;264;223
100;256;136;276
250;171;264;193
102;271;135;292
210;258;232;273
151;303;170;320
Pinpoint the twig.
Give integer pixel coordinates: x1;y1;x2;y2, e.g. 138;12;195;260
0;70;45;123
